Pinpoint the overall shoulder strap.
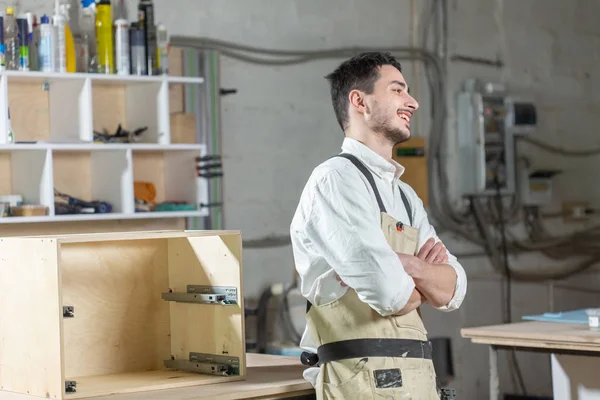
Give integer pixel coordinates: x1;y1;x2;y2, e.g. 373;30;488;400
398;186;413;226
334;153;386;214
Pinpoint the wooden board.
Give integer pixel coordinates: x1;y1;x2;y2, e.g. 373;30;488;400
169;48;184;114
53;152;92;201
60;240;171;378
64;370;237;399
0;238;63;399
0;152;12;194
393;137;428;206
167;234;245;376
2;354;312;400
92;86;126;134
461;321;600;353
0;218;185;237
170;113;197;144
8;82;50;142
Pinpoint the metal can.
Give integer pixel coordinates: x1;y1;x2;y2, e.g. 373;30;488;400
138;0;157;75
129;22;146;75
114;19;129;75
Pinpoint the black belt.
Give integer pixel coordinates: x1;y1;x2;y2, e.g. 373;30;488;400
301;338;432;366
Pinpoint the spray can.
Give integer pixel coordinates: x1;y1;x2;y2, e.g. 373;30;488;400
95;0;113;74
114;19;129;75
129;22;145;75
138;0;156;75
16;17;29;71
0;16;5;71
156;23;168;75
39;15;54;72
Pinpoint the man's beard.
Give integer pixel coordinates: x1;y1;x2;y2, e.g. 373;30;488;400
366;101;410;144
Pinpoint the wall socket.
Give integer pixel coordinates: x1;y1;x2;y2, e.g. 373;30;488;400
562;201;590;222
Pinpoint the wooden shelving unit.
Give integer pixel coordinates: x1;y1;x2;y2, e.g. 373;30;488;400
0;68;209;224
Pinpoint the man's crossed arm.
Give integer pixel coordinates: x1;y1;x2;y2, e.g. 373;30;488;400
335;237;457;313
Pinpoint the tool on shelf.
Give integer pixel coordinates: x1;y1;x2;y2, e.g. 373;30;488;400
93;123;148;143
54;188;112;214
196;154;223;179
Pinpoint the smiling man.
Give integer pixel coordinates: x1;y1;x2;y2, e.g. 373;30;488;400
290;52;467;399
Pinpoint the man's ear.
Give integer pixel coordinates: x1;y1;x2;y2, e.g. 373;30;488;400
349;90;366;115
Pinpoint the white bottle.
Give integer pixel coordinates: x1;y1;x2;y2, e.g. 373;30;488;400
114;19;129;75
53;1;67;73
39;15;55;72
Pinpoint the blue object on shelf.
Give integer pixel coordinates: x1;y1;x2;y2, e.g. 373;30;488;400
522;308;589;325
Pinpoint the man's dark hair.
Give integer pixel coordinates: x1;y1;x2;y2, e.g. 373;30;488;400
325;52;402;131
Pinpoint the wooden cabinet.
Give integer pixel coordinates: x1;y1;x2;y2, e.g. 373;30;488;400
0;230;245;399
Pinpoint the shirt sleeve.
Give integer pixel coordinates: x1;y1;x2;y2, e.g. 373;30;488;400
300;169;417;317
407;185;467;311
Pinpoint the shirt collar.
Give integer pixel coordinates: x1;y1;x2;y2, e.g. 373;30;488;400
340;137;405;182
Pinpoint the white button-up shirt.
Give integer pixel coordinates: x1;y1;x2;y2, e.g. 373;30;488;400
290;137;467;384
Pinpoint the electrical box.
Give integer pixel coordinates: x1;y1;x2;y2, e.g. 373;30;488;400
393;137;428;206
0;230;245;400
457;80;536;197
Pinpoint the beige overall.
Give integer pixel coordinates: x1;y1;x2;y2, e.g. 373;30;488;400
305;154;439;400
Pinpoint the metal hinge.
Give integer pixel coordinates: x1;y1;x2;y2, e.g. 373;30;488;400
65;380;76;393
164;353;240;376
161;285;237;305
63;306;74;318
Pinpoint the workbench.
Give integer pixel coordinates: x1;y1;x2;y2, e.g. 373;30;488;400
462;321;600;400
2;353;315;400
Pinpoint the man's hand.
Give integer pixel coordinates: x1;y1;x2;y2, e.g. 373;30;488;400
417;238;448;264
397;252;457;308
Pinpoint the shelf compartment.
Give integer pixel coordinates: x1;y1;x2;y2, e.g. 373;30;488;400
92;80;170;145
52;149;133;215
0;148;53;217
0;230;244;399
132;149;206;213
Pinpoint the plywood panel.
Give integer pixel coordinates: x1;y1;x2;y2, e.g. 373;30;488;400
393;137;428;206
167;234;245;376
169;113;197;144
67;370;239;399
0;238;63;399
8;82;50;142
0;152;12;194
92;86;126;134
169;47;184;114
53;151;92;201
60;239;171;378
0;218;185;237
132;151;165;203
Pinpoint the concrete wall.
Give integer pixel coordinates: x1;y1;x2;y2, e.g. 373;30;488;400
7;0;600;398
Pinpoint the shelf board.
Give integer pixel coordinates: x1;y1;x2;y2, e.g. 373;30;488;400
0;210;209;224
0;143;206;151
1;70;204;85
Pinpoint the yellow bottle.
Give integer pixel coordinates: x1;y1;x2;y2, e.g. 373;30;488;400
65;22;76;72
95;0;113;74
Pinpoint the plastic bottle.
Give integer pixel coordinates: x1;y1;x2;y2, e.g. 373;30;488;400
95;0;113;74
156;23;168;75
79;0;96;72
4;7;19;70
53;2;67;72
16;17;29;71
24;12;38;71
39;15;55;72
0;16;5;71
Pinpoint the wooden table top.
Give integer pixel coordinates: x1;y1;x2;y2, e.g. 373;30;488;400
2;353;314;400
461;321;600;353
